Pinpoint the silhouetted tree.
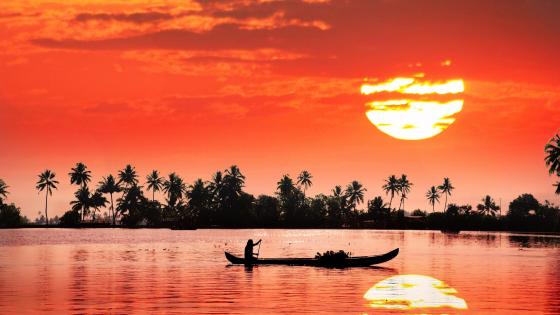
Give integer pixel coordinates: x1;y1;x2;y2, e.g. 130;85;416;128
186;178;212;226
477;195;500;216
368;196;389;223
507;194;540;228
70;186;92;221
254;195;281;227
118;164;139;188
297;170;313;196
117;185;147;226
89;191;108;221
345;180;366;213
36;170;59;226
382;175;400;211
69;162;91;188
98;175;121;225
545;134;560;175
163;173;186;208
397;175;412;211
438;177;454;212
0;203;23;227
146;170;163;201
0;179;8;205
426;186;440;213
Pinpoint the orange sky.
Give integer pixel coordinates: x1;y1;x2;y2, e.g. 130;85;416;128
1;0;560;218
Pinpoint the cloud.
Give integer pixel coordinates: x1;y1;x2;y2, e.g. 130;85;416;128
74;11;176;23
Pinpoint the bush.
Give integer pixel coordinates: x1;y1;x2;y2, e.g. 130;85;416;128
59;209;81;227
0;203;23;227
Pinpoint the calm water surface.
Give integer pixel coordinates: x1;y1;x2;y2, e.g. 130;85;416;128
0;229;559;314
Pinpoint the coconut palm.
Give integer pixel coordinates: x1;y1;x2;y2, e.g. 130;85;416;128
477;195;500;216
426;186;440;213
71;186;92;221
297;170;313;196
331;185;343;199
345;180;366;211
146;170;163;201
89;191;108;221
36;170;59;225
397;175;412;211
163;173;186;207
98;175;122;225
545;134;560;175
223;165;245;197
438;177;454;212
69;162;91;187
277;175;295;196
382;175;400;211
0;179;8;204
118;164;139;188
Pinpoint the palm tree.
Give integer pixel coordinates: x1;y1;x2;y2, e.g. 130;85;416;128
118;164;139;188
163;173;186;207
146;170;163;201
398;175;412;211
69;162;91;187
545;134;560;175
297;170;313;196
223;165;245;197
71;186;92;221
345;180;366;211
555;182;560;195
426;186;440;213
277;175;295;196
36;170;59;225
438;177;454;212
477;195;500;216
98;175;122;225
382;175;400;211
0;179;8;204
89;191;108;221
331;185;343;199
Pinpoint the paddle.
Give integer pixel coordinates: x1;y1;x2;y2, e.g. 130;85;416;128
256;240;262;259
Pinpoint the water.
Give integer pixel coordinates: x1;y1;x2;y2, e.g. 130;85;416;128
0;229;559;314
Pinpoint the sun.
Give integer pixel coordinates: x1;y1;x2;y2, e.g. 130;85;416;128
361;77;465;140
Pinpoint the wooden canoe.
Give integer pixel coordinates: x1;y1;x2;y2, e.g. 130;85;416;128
225;248;399;267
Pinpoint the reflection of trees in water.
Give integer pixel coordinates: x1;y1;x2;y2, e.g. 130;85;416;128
508;235;560;248
429;232;499;247
546;249;560;314
69;249;88;313
35;247;53;312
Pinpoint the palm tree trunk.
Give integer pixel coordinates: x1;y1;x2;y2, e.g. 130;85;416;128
443;194;448;213
153;190;155;202
45;191;49;226
110;193;115;226
432;203;435;213
388;195;393;212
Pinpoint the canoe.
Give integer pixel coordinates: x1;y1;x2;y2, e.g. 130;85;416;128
224;248;399;267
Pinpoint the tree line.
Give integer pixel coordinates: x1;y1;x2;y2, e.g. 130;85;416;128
0;132;559;230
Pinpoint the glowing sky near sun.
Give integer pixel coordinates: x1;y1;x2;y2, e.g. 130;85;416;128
1;0;560;217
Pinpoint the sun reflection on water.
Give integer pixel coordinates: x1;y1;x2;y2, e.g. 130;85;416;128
364;274;467;312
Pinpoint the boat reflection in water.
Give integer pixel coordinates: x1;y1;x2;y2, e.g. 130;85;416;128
364;274;467;312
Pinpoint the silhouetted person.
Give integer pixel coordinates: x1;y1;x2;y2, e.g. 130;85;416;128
244;239;262;264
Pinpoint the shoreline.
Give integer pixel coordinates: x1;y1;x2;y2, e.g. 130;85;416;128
2;224;559;235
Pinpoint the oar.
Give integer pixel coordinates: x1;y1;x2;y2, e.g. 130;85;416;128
256;241;262;259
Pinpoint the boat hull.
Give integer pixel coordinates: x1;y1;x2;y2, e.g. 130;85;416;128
224;248;399;267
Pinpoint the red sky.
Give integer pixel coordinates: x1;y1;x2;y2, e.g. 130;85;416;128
1;0;560;218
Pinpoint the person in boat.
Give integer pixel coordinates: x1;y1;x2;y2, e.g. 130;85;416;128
244;239;262;263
